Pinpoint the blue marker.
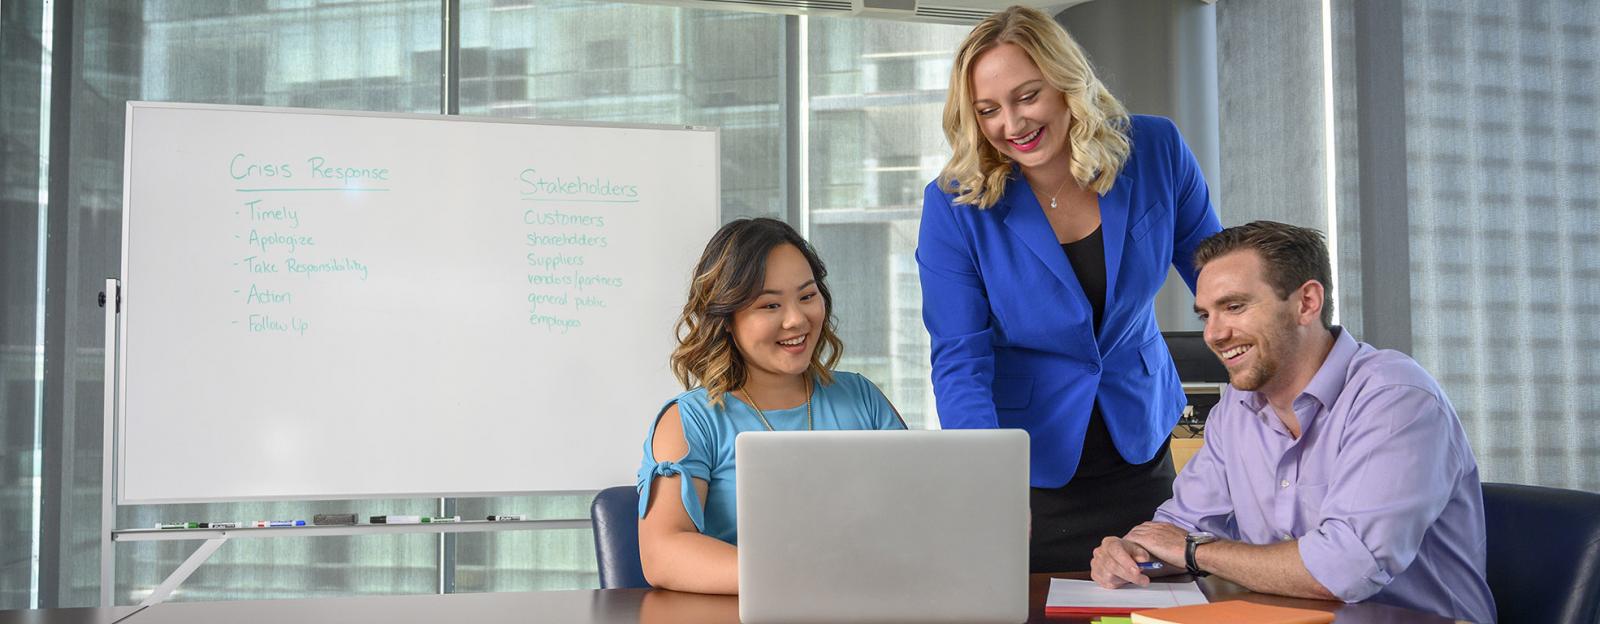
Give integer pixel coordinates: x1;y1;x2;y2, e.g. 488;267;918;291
1136;562;1164;571
253;520;307;528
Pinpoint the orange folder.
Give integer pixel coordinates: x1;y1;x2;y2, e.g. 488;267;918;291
1130;600;1335;624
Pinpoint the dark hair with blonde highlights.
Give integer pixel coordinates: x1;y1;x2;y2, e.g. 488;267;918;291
671;218;844;405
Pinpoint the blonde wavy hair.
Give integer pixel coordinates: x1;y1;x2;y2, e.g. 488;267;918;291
671;218;843;406
939;5;1131;208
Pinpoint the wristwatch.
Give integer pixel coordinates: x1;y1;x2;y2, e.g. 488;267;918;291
1185;531;1216;578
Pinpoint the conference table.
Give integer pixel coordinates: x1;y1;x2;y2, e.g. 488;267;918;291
0;573;1458;623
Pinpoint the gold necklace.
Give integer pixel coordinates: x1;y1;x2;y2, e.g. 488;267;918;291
740;378;813;432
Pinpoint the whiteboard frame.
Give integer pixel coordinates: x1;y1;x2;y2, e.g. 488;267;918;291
114;101;721;504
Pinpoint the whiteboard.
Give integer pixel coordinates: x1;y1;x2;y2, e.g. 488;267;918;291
117;102;718;504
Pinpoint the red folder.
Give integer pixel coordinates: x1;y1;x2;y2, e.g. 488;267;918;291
1044;605;1139;616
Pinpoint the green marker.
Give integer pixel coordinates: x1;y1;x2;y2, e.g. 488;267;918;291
422;516;461;524
156;522;203;530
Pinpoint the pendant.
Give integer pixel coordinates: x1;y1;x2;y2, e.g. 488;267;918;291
1050;197;1058;210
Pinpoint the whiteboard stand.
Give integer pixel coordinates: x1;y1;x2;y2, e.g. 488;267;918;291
110;519;588;606
101;278;119;608
138;536;223;607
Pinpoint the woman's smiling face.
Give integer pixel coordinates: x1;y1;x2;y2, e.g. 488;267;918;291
969;42;1073;174
729;243;825;383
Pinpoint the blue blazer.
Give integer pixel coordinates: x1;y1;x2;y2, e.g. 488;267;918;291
917;115;1222;488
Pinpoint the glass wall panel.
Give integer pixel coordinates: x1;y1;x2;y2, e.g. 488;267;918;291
459;0;786;221
451;495;598;592
1219;0;1599;493
0;0;50;610
805;17;968;430
1402;0;1600;491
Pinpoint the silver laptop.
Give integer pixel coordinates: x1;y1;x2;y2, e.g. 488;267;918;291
736;429;1030;624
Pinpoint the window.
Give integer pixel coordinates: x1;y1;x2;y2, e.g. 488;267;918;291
1218;0;1600;492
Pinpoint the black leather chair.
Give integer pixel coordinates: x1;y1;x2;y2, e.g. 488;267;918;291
591;485;651;589
1482;482;1600;624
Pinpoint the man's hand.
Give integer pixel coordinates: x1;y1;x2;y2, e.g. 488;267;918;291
1123;521;1189;566
1090;536;1155;588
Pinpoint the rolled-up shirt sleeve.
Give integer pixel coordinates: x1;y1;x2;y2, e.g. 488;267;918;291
1298;384;1460;602
1153;415;1237;539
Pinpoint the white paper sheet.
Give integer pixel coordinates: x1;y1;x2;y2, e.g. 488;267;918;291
1045;578;1210;610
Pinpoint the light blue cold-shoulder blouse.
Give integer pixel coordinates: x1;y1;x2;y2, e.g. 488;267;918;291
635;371;905;545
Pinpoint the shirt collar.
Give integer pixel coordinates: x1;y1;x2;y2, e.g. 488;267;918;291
1301;327;1357;410
1235;326;1357;416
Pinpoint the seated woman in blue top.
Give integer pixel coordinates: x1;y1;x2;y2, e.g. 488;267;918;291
636;217;905;594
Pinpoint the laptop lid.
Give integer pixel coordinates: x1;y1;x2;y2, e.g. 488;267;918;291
736;429;1030;624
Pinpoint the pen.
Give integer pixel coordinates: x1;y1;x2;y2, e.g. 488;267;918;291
1136;562;1164;571
486;515;526;521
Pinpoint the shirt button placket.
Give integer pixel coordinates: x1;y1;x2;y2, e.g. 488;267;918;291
1276;457;1298;534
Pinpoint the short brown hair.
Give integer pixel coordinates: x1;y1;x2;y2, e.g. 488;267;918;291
1193;221;1334;329
671;218;843;406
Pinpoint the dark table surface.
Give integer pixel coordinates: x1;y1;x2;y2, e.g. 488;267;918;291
0;573;1459;623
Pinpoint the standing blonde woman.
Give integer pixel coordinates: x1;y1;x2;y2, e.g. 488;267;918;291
637;218;905;594
918;6;1222;572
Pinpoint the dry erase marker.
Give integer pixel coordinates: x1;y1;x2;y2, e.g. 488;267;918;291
206;522;241;529
253;520;307;527
1136;562;1164;571
487;515;526;521
370;515;422;524
156;522;202;529
422;516;460;524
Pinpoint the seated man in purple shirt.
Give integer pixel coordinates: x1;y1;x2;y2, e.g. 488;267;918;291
1089;221;1495;623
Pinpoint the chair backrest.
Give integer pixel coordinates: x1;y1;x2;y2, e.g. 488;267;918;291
590;485;651;589
1482;482;1600;624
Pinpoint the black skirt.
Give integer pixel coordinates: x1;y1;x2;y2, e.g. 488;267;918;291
1027;404;1175;573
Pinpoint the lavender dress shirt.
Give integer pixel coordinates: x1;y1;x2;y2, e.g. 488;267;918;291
1154;328;1496;623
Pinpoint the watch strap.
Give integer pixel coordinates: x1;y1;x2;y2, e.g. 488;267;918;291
1185;536;1210;578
